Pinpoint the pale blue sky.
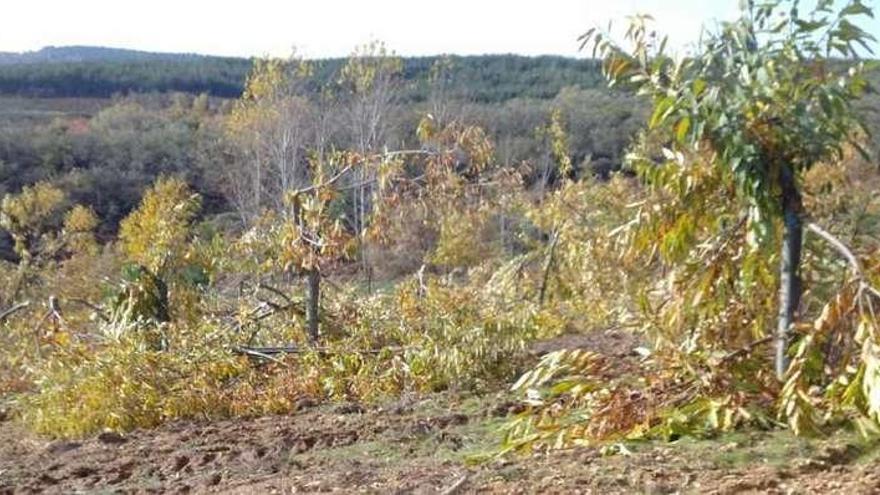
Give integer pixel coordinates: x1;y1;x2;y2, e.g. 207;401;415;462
1;1;875;58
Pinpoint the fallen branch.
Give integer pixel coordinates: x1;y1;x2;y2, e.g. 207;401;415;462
233;345;406;357
238;299;307;329
0;301;30;323
664;335;775;409
235;347;286;365
236;345;301;355
440;474;470;495
67;298;110;322
258;283;292;304
719;335;774;365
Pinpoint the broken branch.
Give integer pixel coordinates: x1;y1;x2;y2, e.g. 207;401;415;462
0;301;30;323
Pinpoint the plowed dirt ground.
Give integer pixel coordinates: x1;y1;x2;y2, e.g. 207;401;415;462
3;329;880;494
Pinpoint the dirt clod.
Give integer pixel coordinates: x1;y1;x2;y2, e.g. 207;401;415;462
334;402;365;415
206;473;222;486
173;455;190;472
46;440;81;454
97;431;127;444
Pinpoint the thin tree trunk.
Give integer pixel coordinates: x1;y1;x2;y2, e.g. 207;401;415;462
500;211;508;255
357;167;373;293
775;165;803;379
254;156;262;215
306;268;320;344
538;230;561;306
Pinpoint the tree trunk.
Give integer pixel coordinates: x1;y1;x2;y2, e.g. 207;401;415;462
306;268;320;344
357;166;373;294
538;230;560;306
775;165;803;379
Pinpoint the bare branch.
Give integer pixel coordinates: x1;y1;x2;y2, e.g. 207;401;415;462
294;150;437;196
294;164;355;195
806;222;880;300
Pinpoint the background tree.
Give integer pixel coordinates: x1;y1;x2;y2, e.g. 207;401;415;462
282;153;356;342
425;55;460;129
118;176;201;277
534;108;573;196
223;56;316;222
340;41;403;290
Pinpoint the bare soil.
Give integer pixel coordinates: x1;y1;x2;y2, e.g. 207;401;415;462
3;328;880;494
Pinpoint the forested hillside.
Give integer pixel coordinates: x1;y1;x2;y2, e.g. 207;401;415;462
0;47;604;101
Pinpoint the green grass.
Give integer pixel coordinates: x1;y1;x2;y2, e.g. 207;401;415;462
654;428;880;470
288;393;508;468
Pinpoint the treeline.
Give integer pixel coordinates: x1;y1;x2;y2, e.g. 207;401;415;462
0;59;249;98
0;50;604;102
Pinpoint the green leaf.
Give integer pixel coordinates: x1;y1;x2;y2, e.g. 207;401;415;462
841;1;873;18
650;96;675;129
693;79;707;97
675;116;691;144
794;19;829;33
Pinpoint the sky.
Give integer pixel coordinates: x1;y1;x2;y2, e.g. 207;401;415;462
0;1;875;59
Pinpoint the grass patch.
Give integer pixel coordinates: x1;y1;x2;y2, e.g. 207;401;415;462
660;427;880;470
289;394;507;468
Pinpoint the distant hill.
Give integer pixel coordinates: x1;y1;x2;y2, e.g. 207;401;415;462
0;45;604;102
0;46;249;98
0;46;212;65
2;45;874;109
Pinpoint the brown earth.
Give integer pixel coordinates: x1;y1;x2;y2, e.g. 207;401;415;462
2;329;880;494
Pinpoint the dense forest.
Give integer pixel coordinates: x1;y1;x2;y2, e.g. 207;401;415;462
0;47;605;101
3;1;880;491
